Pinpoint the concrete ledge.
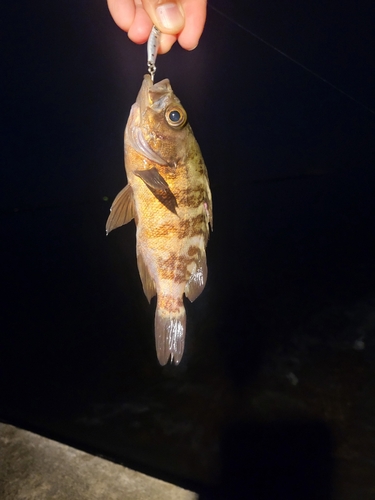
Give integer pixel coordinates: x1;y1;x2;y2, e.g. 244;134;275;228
0;423;197;500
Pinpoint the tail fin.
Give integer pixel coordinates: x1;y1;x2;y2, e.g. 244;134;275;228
154;298;186;366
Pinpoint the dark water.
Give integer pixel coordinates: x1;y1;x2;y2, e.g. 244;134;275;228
1;0;375;498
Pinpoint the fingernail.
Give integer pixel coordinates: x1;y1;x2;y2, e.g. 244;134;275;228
156;3;184;31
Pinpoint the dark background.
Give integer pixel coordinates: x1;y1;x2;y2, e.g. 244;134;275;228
1;0;375;498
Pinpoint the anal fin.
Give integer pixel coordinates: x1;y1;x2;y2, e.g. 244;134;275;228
106;184;135;234
137;251;156;303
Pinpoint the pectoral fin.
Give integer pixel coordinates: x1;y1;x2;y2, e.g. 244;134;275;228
185;252;208;302
137;251;156;303
106;184;135;234
135;168;177;215
134;167;169;191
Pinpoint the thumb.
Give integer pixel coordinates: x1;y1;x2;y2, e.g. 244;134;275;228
142;0;185;34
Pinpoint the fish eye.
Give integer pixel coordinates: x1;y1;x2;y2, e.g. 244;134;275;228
165;106;187;128
169;110;181;122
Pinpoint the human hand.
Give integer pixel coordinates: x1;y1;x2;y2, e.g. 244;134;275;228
107;0;207;53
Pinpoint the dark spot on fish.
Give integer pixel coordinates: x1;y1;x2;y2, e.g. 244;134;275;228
157;253;195;282
197;157;206;174
190;214;206;236
159;295;183;313
177;214;206;239
187;246;198;256
175;186;205;208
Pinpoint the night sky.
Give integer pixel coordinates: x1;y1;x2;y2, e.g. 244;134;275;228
1;0;375;497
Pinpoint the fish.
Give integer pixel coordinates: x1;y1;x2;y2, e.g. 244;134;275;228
106;74;213;366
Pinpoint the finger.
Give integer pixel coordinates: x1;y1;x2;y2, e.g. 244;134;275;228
128;0;153;43
159;33;178;54
177;0;206;50
142;0;185;34
107;0;135;32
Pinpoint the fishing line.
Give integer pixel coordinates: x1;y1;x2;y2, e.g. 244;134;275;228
209;4;375;116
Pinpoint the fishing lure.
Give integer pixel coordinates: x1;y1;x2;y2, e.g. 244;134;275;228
147;25;161;82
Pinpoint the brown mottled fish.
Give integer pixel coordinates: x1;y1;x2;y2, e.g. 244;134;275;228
106;75;212;365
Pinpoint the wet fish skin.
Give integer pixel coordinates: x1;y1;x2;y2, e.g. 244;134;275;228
107;75;212;366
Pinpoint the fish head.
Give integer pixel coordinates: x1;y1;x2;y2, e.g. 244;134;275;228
126;74;192;168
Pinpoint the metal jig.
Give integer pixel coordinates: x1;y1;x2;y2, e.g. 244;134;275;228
147;26;161;82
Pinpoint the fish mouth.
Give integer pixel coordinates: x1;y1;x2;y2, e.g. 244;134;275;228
137;74;173;110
